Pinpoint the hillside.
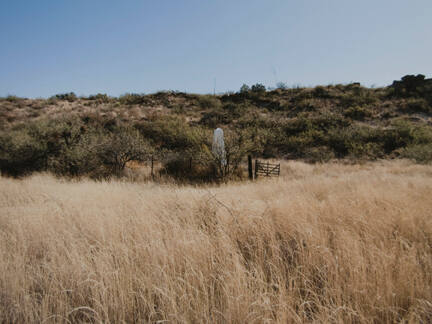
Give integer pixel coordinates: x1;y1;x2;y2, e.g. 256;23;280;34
1;74;432;179
2;76;432;128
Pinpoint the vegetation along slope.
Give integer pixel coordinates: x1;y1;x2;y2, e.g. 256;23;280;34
1;74;432;180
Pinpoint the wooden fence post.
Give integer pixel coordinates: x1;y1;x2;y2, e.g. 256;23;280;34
226;155;229;176
248;155;253;180
255;159;259;179
151;155;154;180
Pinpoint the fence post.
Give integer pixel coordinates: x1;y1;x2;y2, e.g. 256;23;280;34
248;155;253;180
226;155;229;176
255;159;259;179
151;155;154;180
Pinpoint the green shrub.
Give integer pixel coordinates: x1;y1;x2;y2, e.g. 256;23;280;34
340;92;378;107
0;117;154;179
327;125;383;159
276;82;288;90
251;83;266;93
313;86;332;98
380;120;416;153
344;106;373;120
160;128;252;182
199;110;230;127
239;84;250;93
293;89;313;101
284;113;349;136
197;95;221;109
0;127;49;176
399;144;432;163
223;102;250;118
0;117;91;177
88;93;111;103
5;95;21;102
391;74;431;98
95;127;154;176
52;92;77;102
402;98;431;114
119;93;147;105
411;124;432;144
136;116;205;152
160;156;216;183
48;131;105;178
295;98;317;111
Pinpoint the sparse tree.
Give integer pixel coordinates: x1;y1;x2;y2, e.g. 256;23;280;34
196;128;255;180
276;82;288;90
239;84;250;93
96;127;154;175
251;83;266;93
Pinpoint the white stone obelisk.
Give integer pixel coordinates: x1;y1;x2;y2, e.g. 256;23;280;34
212;128;226;166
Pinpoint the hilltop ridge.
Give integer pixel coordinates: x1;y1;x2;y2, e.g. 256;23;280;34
2;74;432;128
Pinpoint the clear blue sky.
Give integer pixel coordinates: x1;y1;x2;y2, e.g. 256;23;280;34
1;0;431;98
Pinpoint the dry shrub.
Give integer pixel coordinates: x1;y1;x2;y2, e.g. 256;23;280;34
0;161;431;323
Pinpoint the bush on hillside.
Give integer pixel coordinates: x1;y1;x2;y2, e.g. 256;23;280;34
136;116;205;152
327;125;383;158
251;83;266;93
4;95;22;102
391;74;428;97
276;82;288;90
199;110;230;127
95;127;154;176
119;93;147;105
88;93;111;103
48;131;105;178
340;90;378;107
344;105;373;120
197;95;221;110
0;118;156;179
399;144;432;163
0;129;48;176
401;98;431;114
161;128;253;182
223;102;250;118
239;84;250;93
52;92;77;102
313;86;332;98
160;155;216;183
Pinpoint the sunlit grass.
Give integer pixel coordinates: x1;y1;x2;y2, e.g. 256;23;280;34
0;160;431;323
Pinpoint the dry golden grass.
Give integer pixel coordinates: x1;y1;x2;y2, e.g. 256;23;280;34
1;160;431;323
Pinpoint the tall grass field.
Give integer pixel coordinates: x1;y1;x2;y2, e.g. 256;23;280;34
1;161;431;323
